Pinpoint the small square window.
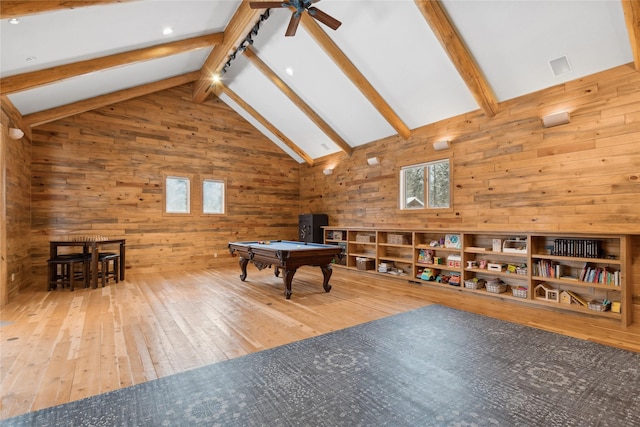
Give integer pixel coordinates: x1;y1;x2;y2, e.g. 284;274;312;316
400;159;451;210
165;176;190;213
203;179;225;214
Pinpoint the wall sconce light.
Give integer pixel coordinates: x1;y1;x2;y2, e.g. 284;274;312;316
367;156;379;166
542;111;570;128
8;128;24;140
432;140;450;151
323;168;333;176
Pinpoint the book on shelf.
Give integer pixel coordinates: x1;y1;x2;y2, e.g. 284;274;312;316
553;238;601;258
533;259;562;278
578;263;620;285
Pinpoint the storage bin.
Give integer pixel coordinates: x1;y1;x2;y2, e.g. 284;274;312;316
387;234;410;245
588;300;611;312
356;234;375;243
464;279;485;289
356;257;375;270
486;278;507;294
512;287;528;298
503;238;528;253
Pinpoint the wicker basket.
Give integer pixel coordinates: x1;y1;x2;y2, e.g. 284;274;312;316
387;234;410;245
512;287;528;298
486;281;508;294
588;300;611;312
464;279;485;290
356;234;375;243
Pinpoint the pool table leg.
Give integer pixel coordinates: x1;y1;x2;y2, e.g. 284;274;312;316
320;264;333;293
238;257;249;281
282;269;296;299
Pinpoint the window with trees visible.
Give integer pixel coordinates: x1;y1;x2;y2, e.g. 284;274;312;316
399;159;451;210
202;179;225;214
165;176;191;214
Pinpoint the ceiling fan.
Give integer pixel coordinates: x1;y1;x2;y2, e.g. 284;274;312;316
249;0;342;37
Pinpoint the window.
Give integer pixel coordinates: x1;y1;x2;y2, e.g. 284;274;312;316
165;176;191;213
202;179;225;214
400;159;451;210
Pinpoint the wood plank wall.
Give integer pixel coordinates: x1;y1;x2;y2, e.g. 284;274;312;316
3;63;639;326
28;85;300;282
299;64;640;319
1;112;31;302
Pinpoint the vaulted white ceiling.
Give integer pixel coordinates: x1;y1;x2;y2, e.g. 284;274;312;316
1;1;636;164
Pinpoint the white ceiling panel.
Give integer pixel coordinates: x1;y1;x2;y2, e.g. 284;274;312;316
224;54;343;159
1;0;635;163
7;49;211;115
247;9;397;146
1;0;238;76
219;92;306;163
321;0;480;128
442;0;632;101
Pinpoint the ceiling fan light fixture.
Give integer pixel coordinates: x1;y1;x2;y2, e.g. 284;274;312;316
249;0;341;37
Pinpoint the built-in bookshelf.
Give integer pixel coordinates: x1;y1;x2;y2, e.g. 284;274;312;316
323;227;632;326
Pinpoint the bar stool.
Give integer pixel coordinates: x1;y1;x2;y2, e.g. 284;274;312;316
47;254;90;291
98;252;120;287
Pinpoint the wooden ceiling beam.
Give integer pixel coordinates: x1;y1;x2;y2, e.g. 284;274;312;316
414;0;499;118
243;46;353;156
23;71;200;127
300;14;412;140
1;33;223;95
221;84;314;165
0;1;134;18
192;1;264;103
621;0;640;71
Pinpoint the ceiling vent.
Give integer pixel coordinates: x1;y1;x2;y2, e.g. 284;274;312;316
549;56;571;77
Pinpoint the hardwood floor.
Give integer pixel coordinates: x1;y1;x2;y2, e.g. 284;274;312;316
1;263;639;420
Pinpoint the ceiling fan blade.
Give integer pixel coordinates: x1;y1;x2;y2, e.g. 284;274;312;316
307;7;341;31
249;2;287;9
285;13;302;37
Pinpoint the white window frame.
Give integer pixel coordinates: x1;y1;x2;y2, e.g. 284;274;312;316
164;175;191;214
202;178;226;215
399;158;451;210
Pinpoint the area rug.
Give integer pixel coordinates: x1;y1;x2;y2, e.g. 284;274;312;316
2;305;639;426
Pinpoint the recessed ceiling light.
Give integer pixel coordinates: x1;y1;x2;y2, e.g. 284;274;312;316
212;74;221;83
163;27;173;35
26;56;36;62
285;67;294;76
9;18;20;24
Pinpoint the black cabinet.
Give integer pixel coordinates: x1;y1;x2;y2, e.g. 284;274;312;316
298;214;328;243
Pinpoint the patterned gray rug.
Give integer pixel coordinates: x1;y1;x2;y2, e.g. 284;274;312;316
2;305;639;426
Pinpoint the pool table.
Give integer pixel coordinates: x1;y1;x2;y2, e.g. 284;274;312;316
227;240;343;299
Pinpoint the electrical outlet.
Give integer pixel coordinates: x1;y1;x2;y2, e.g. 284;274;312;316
214;253;218;258
11;273;15;281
